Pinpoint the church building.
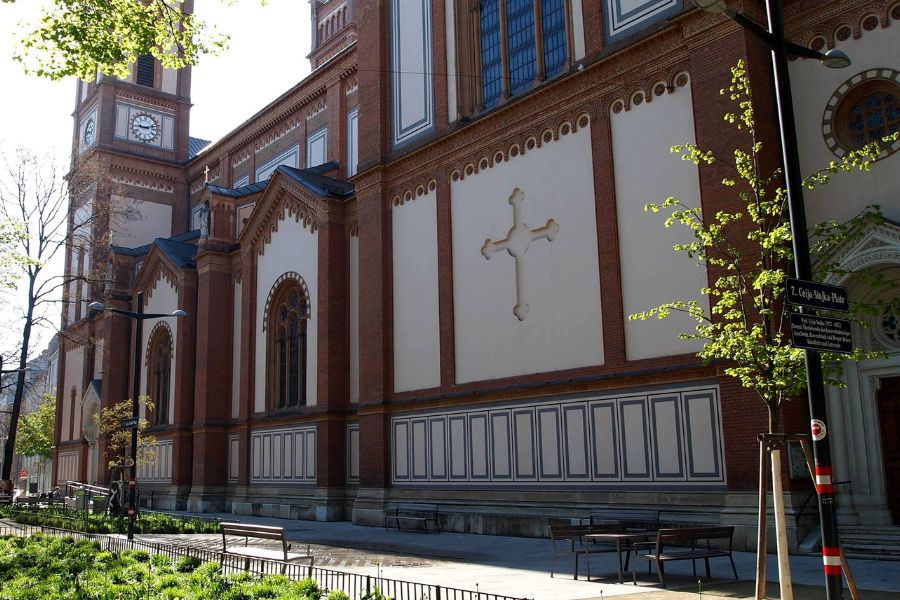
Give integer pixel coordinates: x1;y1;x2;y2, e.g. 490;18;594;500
54;0;900;551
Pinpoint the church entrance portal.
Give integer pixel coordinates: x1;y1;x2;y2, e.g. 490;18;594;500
877;376;900;524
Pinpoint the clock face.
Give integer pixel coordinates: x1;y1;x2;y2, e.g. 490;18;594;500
83;118;95;146
131;113;159;142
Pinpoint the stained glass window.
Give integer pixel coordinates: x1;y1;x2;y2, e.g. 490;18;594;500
149;329;171;425
272;283;307;409
506;0;537;96
846;91;900;146
835;80;900;153
478;0;568;108
481;0;503;107
541;0;567;78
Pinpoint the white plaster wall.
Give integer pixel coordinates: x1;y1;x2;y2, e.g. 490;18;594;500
572;0;586;60
109;196;172;248
93;339;104;379
254;209;319;412
392;190;441;392
61;347;85;442
139;275;179;424
452;124;604;383
350;235;360;403
445;0;457;122
611;82;710;360
161;67;177;95
791;25;900;226
257;146;300;182
306;131;327;169
232;279;242;419
391;0;434;144
347;110;359;176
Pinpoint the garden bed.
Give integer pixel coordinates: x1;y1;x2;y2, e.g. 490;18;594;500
0;504;220;534
0;533;360;600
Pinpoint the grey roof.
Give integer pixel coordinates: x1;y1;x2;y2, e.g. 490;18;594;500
86;379;101;400
206;180;268;198
277;165;354;199
110;230;200;270
188;137;212;160
205;162;354;200
155;238;198;268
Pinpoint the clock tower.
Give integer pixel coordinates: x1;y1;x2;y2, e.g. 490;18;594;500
58;5;198;487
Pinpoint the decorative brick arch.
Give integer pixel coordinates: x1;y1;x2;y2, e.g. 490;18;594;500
262;271;311;332
144;321;174;366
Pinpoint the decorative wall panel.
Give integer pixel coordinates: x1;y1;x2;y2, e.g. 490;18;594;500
603;0;681;42
249;426;317;484
347;424;359;484
391;385;724;487
228;435;239;482
138;439;173;482
57;451;80;483
390;0;435;145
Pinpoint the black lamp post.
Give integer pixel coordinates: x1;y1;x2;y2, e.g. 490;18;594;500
89;292;186;540
692;1;850;598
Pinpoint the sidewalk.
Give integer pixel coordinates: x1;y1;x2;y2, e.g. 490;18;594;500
154;511;900;600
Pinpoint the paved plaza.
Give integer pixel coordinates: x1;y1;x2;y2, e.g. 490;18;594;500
134;512;900;600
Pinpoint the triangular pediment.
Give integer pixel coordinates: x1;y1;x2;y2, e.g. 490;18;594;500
134;242;191;301
238;169;328;253
820;219;900;285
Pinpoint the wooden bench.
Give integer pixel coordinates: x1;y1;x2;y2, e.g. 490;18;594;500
631;526;738;587
548;524;625;580
383;503;440;533
586;508;660;531
12;496;40;506
220;522;313;573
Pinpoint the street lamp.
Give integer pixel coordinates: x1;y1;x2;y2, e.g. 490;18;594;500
89;291;186;539
692;1;850;599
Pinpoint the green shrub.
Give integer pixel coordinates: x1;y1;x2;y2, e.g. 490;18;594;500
176;554;203;572
326;591;351;600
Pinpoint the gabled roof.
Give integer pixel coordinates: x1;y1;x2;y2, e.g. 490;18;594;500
110;230;200;270
188;137;212;160
206;180;268;198
276;165;354;199
205;162;354;201
155;238;198;269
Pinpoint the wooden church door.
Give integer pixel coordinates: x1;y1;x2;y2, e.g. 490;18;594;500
877;376;900;523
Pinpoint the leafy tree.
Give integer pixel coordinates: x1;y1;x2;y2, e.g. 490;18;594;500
0;219;30;289
630;60;897;433
3;0;232;80
0;147;130;486
14;393;55;459
97;397;158;473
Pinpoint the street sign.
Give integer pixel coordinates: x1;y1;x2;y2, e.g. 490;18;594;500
785;278;849;312
19;469;27;478
789;313;853;354
121;416;139;429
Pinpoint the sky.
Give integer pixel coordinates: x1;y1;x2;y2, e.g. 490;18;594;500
0;0;312;156
0;0;313;358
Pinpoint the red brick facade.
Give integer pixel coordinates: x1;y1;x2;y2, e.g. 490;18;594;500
54;0;900;544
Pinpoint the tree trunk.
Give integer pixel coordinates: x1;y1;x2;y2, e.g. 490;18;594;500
1;273;37;484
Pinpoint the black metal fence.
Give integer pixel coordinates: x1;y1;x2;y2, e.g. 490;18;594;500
0;524;530;600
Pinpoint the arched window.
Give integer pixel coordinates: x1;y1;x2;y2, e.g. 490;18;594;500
268;281;308;409
147;326;172;425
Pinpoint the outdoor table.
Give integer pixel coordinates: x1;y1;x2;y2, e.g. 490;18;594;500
583;530;655;583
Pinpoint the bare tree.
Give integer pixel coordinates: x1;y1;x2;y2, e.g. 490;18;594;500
0;146;129;488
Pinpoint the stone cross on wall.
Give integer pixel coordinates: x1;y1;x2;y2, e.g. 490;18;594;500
481;188;559;321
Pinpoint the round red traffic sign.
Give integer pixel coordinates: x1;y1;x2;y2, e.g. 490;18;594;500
811;419;826;441
19;469;27;478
